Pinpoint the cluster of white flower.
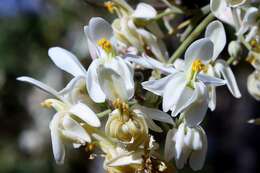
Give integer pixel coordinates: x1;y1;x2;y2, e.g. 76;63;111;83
17;0;260;172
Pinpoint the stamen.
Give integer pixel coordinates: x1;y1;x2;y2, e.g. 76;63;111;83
41;100;53;109
250;39;260;53
97;38;113;53
192;59;207;73
104;1;114;13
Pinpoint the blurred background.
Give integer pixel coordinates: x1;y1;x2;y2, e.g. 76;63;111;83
0;0;259;173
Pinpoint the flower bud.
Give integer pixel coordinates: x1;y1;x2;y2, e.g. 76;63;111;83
105;109;148;149
228;40;243;59
247;70;260;101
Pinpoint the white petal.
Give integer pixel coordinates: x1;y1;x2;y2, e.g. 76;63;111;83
184;82;209;127
62;116;91;143
58;76;85;95
134;105;174;125
142;74;176;96
114;57;135;99
132;3;157;19
125;54;154;69
107;152;143;167
184;128;194;147
205;20;226;60
87;17;113;43
173;59;185;71
210;0;235;26
49;112;65;164
174;123;185;159
184;38;214;69
84;26;98;59
171;85;197;117
208;86;217;111
197;73;226;86
97;65;129;101
69;102;101;127
163;74;186;112
189;127;208;171
191;129;203;150
164;129;176;161
214;59;241;98
137;29;166;62
242;7;258;26
175;146;191;169
17;76;60;98
86;59;106;103
48;47;87;76
141;113;163;132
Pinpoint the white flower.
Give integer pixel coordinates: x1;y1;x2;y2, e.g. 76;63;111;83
164;122;207;171
84;17;135;103
17;76;101;164
129;38;226;127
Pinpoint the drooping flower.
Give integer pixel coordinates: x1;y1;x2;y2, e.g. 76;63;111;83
17;76;101;164
164;122;208;171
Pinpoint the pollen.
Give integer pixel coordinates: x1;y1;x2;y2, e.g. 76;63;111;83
192;59;207;73
97;38;113;53
250;39;260;53
246;54;256;64
41;100;52;109
104;1;114;13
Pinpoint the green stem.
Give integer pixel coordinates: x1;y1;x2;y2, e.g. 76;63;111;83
97;109;111;118
160;0;184;14
168;13;215;64
227;56;236;65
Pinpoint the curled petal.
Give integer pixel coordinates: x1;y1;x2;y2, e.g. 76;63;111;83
214;59;241;98
69;102;101;127
164;129;177;161
132;3;157;19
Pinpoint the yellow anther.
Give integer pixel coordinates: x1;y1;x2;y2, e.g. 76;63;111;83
40;100;53;109
112;98;130;116
104;1;114;13
250;39;260;53
192;59;207;73
246;54;256;64
97;38;113;53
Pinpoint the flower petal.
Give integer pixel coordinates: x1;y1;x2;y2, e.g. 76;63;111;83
142;74;176;96
87;17;113;43
132;3;157;19
69;102;101;127
214;59;241;98
210;0;235;26
107;151;143;167
164;129;177;161
163;73;186;112
49;112;65;164
48;47;87;77
84;26;98;59
184;38;214;69
97;65;129;101
208;86;217;111
183;82;209;127
197;73;226;86
17;76;60;98
133;105;174;125
58;76;85;95
62;116;91;143
174;123;185;160
86;59;106;103
189;127;207;171
205;20;226;60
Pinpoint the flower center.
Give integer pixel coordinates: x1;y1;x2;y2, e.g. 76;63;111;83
112;98;130;118
104;1;114;13
192;59;207;73
97;38;113;53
